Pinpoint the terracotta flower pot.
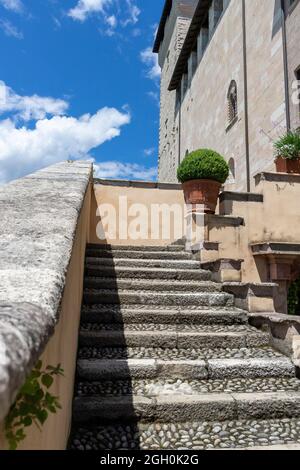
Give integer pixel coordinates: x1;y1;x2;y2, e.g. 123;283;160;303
182;179;221;214
275;156;300;174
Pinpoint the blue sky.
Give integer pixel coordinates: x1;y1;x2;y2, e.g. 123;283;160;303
0;0;164;183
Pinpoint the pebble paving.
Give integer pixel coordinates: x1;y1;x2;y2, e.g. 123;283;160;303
80;323;256;332
69;418;300;450
78;346;283;360
76;377;300;397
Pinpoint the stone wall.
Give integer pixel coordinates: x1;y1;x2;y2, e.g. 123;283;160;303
180;0;246;190
90;180;185;247
158;0;292;191
0;161;92;449
285;0;300;130
158;0;197;183
179;0;286;191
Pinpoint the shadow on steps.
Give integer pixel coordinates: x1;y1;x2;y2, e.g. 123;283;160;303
68;245;141;451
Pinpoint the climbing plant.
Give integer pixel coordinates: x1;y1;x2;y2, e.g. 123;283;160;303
288;278;300;316
5;361;64;450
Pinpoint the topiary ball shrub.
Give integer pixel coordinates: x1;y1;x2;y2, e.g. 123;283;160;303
177;149;229;184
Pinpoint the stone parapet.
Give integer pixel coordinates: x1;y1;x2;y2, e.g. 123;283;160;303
0;161;92;422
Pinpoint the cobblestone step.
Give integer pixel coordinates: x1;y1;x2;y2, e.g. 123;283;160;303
70;243;300;451
72;391;300;424
85;257;203;270
80;323;256;332
85;265;212;281
79;328;269;349
75;377;300;398
86;244;185;252
86;249;193;260
77;356;294;381
84;277;221;292
69;418;300;450
77;345;284;361
83;289;234;307
80;306;248;325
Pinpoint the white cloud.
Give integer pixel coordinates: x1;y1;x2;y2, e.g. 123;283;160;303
0;81;130;183
0;81;69;121
0;0;23;13
94;161;157;181
0;19;23;39
103;14;117;36
121;0;140;26
140;47;161;81
68;0;112;22
106;14;117;28
68;0;140;33
144;147;155;157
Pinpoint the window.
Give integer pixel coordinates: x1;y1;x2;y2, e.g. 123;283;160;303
227;80;238;128
228;158;236;183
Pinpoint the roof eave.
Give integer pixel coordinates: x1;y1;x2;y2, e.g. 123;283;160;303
168;0;212;90
153;0;172;53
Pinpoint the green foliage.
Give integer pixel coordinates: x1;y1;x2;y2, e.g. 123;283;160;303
177;149;229;184
288;278;300;316
274;130;300;160
5;361;64;450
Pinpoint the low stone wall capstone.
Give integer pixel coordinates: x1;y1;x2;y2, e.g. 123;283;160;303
0;161;92;449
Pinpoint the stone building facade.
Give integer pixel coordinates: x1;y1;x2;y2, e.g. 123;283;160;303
154;0;300;191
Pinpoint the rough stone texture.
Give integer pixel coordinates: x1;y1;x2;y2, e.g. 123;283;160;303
208;358;295;379
0;161;92;420
81;306;248;325
69;418;300;450
85;265;212;281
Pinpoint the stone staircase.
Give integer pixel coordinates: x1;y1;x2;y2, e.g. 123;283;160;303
69;244;300;450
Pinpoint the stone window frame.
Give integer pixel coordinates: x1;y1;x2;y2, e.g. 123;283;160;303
227;157;236;184
226;80;238;132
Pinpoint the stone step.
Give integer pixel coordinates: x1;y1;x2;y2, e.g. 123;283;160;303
85;257;202;270
73;391;300;424
75;377;300;398
77;356;294;381
86;243;185;252
84;277;221;292
85;249;193;261
79;327;269;349
78;345;283;362
83;289;234;307
80;306;248;325
85;265;212;281
69;418;300;450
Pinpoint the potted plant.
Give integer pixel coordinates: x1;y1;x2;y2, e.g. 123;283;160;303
274;130;300;173
177;149;229;214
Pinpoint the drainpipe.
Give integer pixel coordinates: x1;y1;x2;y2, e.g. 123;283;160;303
242;0;251;192
280;0;291;131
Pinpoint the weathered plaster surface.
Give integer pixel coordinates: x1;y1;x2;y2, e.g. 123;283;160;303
0;161;92;420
